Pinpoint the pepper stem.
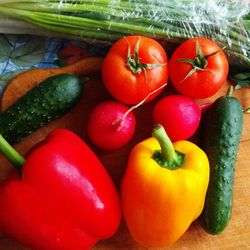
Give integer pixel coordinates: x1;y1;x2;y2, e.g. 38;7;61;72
226;85;234;97
152;124;184;169
152;124;177;161
0;134;25;173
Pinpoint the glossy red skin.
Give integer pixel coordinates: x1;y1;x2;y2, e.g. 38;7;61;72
102;36;168;105
87;101;136;151
169;38;229;99
0;129;121;250
152;95;201;141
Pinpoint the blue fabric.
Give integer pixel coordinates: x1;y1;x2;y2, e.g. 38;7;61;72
0;34;108;97
38;38;65;68
0;36;64;95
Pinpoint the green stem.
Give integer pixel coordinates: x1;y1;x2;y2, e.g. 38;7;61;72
0;1;249;68
152;124;184;170
226;85;234;97
0;134;25;173
244;107;250;113
2;2;250;48
152;124;177;162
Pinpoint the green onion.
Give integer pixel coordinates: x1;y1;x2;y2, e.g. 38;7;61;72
0;0;249;68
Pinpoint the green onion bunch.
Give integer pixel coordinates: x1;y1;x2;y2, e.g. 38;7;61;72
0;0;249;68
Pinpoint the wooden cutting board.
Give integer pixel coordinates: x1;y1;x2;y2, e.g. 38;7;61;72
0;77;249;250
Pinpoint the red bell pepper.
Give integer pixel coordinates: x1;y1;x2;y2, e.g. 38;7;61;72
0;129;121;250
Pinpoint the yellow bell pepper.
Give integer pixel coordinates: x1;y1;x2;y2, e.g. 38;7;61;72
121;124;209;248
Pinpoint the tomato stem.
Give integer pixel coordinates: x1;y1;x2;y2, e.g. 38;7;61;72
124;36;166;84
177;41;227;84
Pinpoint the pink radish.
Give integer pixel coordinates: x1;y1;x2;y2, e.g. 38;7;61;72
87;83;168;151
152;95;201;141
87;101;136;151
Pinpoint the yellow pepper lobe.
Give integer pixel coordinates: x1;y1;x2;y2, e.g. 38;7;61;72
121;137;209;248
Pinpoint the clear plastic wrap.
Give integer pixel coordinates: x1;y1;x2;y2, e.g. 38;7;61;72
0;0;249;68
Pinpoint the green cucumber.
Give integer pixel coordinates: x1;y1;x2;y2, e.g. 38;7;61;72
0;73;83;144
200;87;243;234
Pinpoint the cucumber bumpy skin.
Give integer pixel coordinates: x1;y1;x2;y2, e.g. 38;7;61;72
0;74;83;145
200;88;243;234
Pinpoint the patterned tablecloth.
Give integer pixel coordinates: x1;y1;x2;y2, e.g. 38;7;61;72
0;34;108;97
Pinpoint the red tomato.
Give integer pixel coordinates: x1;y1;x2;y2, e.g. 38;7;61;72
169;38;229;99
102;36;168;105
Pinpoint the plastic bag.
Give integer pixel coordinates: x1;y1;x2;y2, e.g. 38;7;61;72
0;0;249;68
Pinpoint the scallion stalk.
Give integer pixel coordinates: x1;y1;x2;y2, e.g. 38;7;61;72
0;0;249;68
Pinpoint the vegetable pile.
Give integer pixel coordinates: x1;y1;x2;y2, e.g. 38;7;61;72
0;0;249;69
0;10;248;248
